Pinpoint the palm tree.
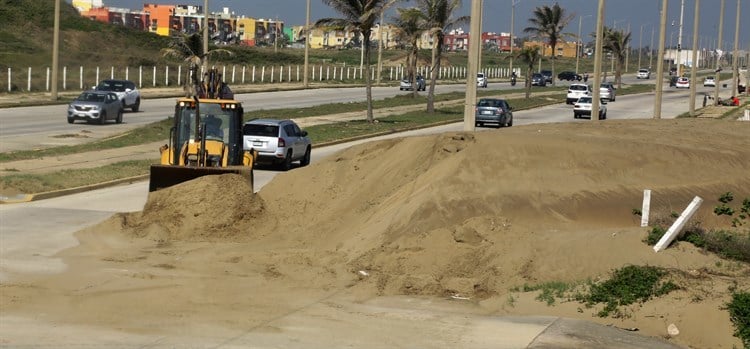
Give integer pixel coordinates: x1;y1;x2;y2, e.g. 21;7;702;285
416;0;469;113
392;7;426;98
523;3;574;87
317;0;389;123
602;26;631;89
511;46;541;99
161;33;231;97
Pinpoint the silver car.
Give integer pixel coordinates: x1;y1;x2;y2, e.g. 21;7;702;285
475;98;513;128
242;119;312;170
67;91;123;124
599;82;616;102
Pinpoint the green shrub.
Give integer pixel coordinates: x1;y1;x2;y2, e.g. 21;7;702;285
727;291;750;348
645;226;666;246
575;265;679;317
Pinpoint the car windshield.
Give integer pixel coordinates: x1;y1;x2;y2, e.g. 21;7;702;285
477;73;485;78
96;81;127;92
639;69;648;73
577;97;592;103
77;93;106;102
570;85;588;91
706;77;714;80
243;123;279;137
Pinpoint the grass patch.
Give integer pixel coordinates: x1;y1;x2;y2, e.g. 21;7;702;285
728;291;750;348
0;119;172;163
0;159;153;193
575;265;680;318
517;281;573;306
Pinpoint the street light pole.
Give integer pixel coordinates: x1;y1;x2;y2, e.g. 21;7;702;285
676;0;685;76
51;0;60;100
590;0;605;123
203;0;209;72
654;0;668;119
304;0;310;88
731;0;740;97
689;0;700;116
714;0;725;104
509;0;521;78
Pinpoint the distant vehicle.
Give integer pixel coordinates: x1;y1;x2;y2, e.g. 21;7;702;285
540;70;553;83
703;76;716;87
637;69;651;79
669;67;677;75
675;77;690;88
243;119;312;171
477;72;488;88
599;82;616;102
400;74;426;91
573;96;607;120
93;79;141;112
475;98;513;128
566;83;591;104
558;71;582;81
67;90;123;124
531;73;547;86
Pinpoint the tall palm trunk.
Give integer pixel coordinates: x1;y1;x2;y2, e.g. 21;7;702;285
427;34;440;113
364;34;374;122
550;44;556;86
525;67;532;98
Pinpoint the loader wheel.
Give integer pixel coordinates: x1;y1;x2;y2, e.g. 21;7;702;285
301;146;311;166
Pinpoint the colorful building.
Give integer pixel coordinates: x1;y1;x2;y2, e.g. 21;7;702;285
143;3;175;36
524;41;578;58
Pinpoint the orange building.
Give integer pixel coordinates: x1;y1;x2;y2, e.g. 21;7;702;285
143;3;175;36
524;41;578;58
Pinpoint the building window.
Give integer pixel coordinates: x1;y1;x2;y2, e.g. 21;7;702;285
151;19;157;31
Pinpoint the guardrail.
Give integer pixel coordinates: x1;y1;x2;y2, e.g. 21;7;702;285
2;65;521;93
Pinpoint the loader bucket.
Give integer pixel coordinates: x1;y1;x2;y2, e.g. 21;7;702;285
149;165;254;192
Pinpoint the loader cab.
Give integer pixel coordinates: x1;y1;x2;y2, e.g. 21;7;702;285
168;98;245;166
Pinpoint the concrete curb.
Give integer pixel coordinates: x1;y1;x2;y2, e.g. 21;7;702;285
0;175;149;204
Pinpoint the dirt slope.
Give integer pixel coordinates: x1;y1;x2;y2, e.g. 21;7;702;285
2;118;749;348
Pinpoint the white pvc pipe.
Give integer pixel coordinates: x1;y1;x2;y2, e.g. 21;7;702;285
641;189;651;227
654;196;703;252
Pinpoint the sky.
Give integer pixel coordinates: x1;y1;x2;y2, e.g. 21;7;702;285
80;0;749;50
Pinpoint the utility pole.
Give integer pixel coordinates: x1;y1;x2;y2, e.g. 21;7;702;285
203;0;209;72
376;10;384;84
509;0;521;78
576;15;591;74
51;0;60;100
464;0;482;131
649;26;655;69
638;24;645;70
689;0;700;116
304;0;310;88
591;0;605;123
625;22;631;72
714;0;725;105
654;0;668;119
730;0;740;97
676;0;685;76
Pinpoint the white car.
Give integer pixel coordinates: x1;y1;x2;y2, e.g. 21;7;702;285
573;96;607;120
637;69;651;79
566;83;591;104
675;77;690;88
477;72;488;88
243;119;312;171
94;79;141;112
703;76;716;87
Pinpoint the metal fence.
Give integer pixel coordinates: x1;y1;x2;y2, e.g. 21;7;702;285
2;65;521;93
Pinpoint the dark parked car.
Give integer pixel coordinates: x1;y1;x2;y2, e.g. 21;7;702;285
475;98;513;128
67;91;123;124
540;70;553;83
531;73;547;86
242;119;312;170
558;71;582;81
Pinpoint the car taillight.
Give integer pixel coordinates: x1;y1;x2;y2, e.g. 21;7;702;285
278;137;286;147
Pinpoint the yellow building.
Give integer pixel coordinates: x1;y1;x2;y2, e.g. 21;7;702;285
524;41;578;58
71;0;103;12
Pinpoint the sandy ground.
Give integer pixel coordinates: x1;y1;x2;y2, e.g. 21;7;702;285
1;118;749;348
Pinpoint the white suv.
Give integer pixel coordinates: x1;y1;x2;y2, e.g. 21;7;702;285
94;79;141;112
243;119;312;171
637;69;651;79
566;83;591;104
477;73;488;88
